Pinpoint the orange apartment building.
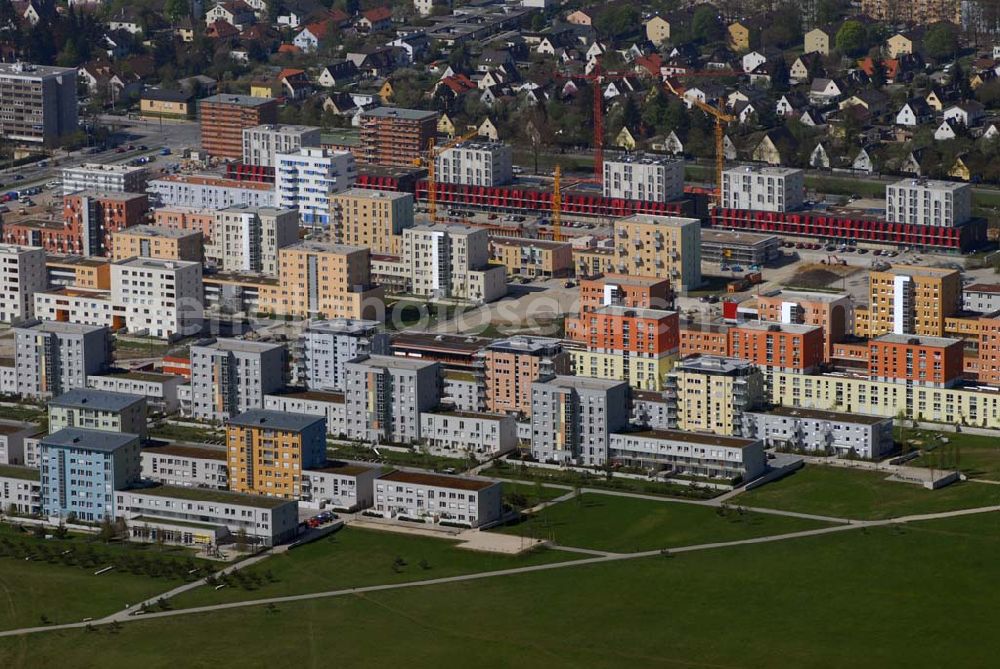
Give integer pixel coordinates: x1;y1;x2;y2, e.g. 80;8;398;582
570;307;680;355
261;241;384;321
971;317;1000;384
578;273;673;312
112;225;204;262
226;409;327;499
679;320;731;358
488;237;573;279
358;107;438;166
476;336;570;416
152;208;219;244
45;255;111;289
728;322;824;373
868;334;964;388
855;265;961;338
62;192;150;257
199;94;278;160
751;290;853;361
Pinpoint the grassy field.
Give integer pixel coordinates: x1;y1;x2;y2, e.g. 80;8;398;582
483;461;720;500
4;513;1000;667
0;525;211;631
500;480;567;511
904;430;1000;481
168;527;578;610
494;493;832;553
735;465;1000;520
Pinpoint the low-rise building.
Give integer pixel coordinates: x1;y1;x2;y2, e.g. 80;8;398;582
373;470;502;528
48;388;148;440
699;229;780;266
141;443;229;489
744;406;894;459
112;226;204;263
608;430;766;482
0;464;41;515
147;175;278;209
62;162;148;195
114;484;298;547
301;461;379;510
0;422;43;466
33;287;119;331
87;370;185;414
419;410;517;460
489;237;573;278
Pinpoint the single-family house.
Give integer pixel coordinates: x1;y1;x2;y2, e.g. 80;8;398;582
358;7;392;33
317;61;359;88
949;156;971;181
809;143;830;169
886;33;914;59
852;148;875;174
944;101;985;127
808;78;843;104
804;28;831;56
205;1;256;30
293;19;334;53
896;99;932;126
645;16;671;44
752;127;796;165
728;21;752;52
935;119;958;140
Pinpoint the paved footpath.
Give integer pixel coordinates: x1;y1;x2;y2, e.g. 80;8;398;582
0;504;997;640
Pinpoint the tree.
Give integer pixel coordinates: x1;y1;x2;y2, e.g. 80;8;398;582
691;5;723;44
594;5;639;39
835;20;866;57
924;22;959;62
164;0;188;23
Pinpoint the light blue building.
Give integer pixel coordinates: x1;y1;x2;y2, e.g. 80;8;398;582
40;428;141;522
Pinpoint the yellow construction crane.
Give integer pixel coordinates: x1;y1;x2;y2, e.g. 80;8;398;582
415;128;479;223
552;165;562;242
663;81;735;198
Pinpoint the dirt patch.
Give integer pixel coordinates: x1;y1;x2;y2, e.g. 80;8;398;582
784;263;860;290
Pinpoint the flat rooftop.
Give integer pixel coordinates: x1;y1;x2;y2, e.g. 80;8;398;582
45;254;110;268
758;405;890;425
126;483;292;509
733;322;821;335
361;107;438;121
392;332;490;355
585;273;668;288
353;353;439;371
306;318;381;335
114;257;200;270
873;333;963;348
201;93;274;107
675;355;753;374
42;427;139;453
621;429;759;449
228;409;324;432
49;388;145;411
104;370;178;383
36;286;111;300
888;178;969;192
537;374;627;392
595;305;677;320
701;229;780;246
285;241;367;255
118;225;201;239
724;165;803;177
486;335;562;354
16;320;106;335
878;264;960;278
758;289;850;303
0;464;39;481
67;190;148;202
334;187;411;201
619;213;699;227
307;460;378;477
378;470;496;491
0;62;75;78
150;174;275;190
491;236;569;250
64;162;146;174
193;338;284;354
0;421;40;436
143;443;226;461
605;152;683;166
269;389;346;404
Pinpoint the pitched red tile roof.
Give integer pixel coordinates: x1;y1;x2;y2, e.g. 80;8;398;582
363;6;392;23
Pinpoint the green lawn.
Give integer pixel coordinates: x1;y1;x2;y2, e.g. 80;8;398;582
904;430;1000;481
0;525;212;631
5;513;1000;667
494;493;832;553
501;480;567;511
326;443;472;473
483;461;720;500
735;465;1000;520
168;527;578;610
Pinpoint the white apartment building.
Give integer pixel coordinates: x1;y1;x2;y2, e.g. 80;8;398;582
87;371;184;414
373;470;502;528
343;354;441;444
275;147;357;226
295;319;390;391
33;287;118;330
301;462;380;510
147;175;278;209
0;244;47;323
213;206;298;275
608;430;767;482
0;466;40;515
0;61;77;145
721;166;805;213
62;163;148;195
885;178;972;227
402;224;507;303
13;320;112;399
141;444;229;489
0;422;42;466
419;410;518;460
242;124;322;167
48;388;148;439
435;141;513;187
189;338;287;422
602;153;684;202
111;258;204;340
264;391;347;436
744;406;894;459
